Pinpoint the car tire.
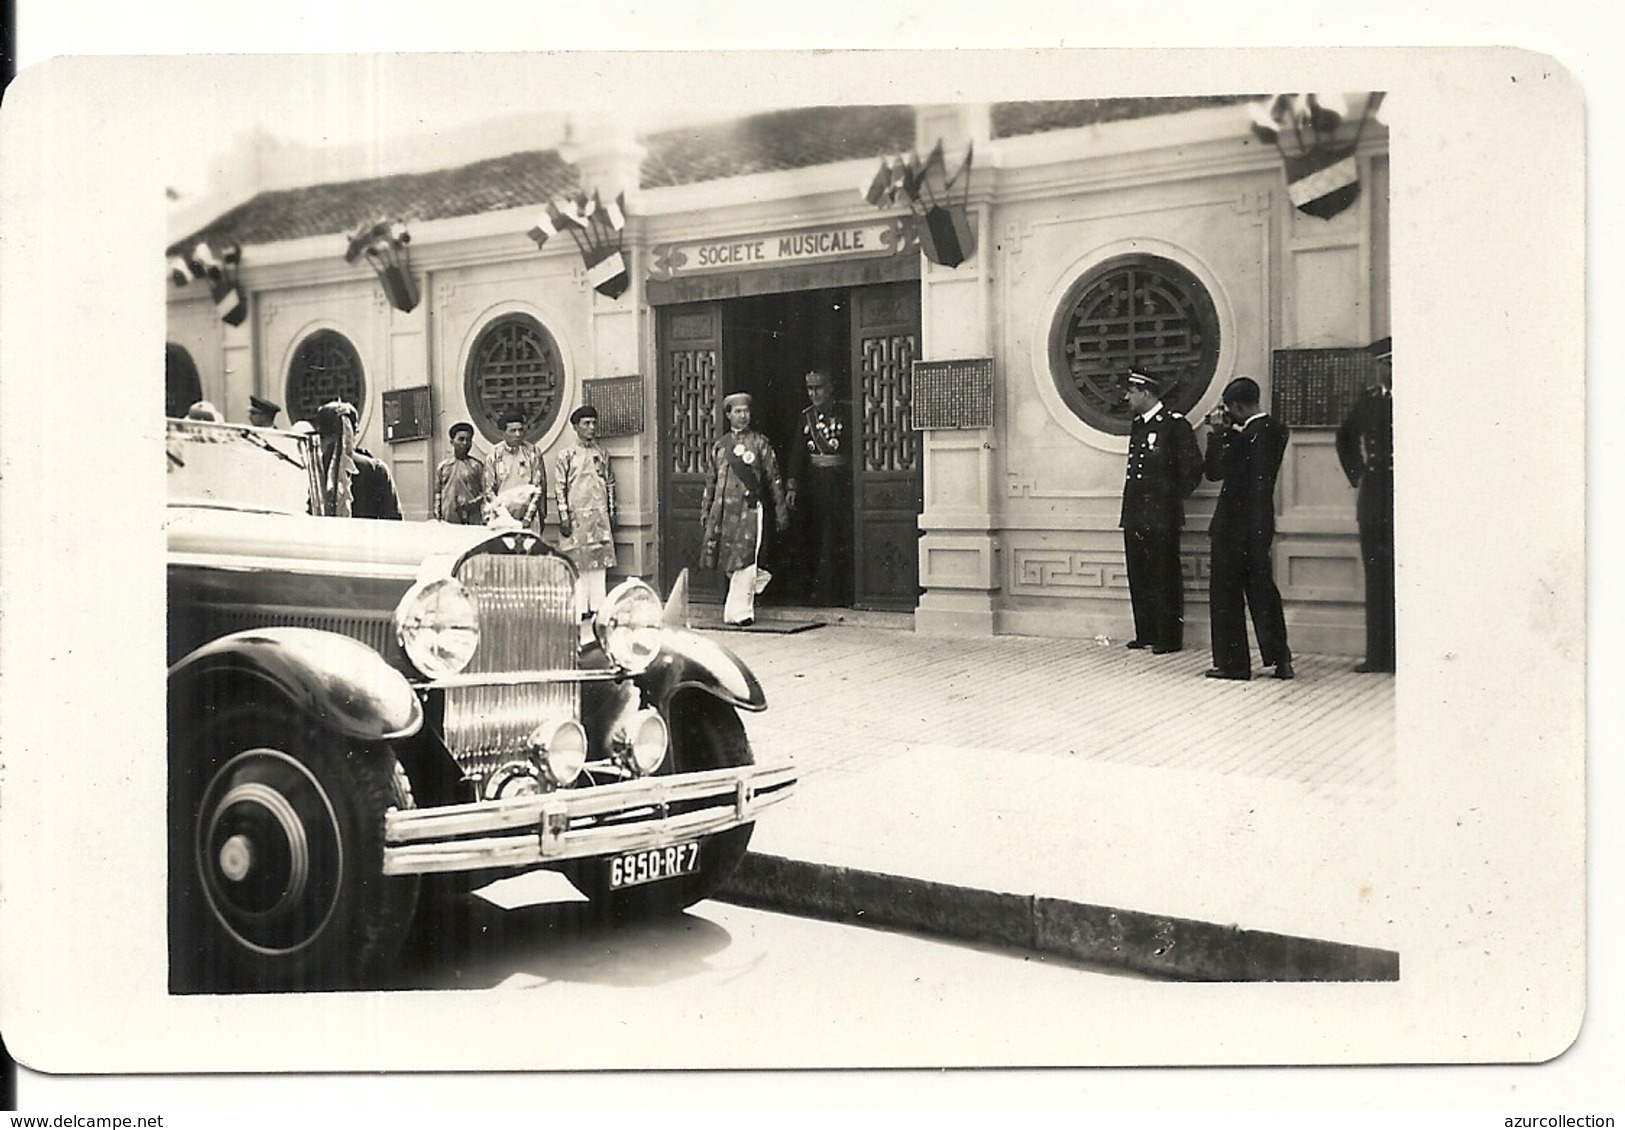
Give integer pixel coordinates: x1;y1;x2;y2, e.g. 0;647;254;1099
562;694;755;918
168;700;420;993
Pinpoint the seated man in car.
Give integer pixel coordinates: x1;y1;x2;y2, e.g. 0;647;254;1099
314;400;402;520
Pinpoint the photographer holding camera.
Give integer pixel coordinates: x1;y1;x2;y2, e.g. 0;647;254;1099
1202;377;1293;681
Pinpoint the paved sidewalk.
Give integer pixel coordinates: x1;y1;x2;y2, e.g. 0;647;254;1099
696;610;1399;981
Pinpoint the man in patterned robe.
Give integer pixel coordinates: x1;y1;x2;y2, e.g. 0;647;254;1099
486;406;547;535
699;392;789;626
555;404;617;621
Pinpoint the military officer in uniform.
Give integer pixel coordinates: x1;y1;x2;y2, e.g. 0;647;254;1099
247;395;281;428
1119;369;1204;653
785;369;853;606
1336;335;1395;673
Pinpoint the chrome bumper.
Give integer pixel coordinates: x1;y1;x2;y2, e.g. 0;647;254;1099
381;763;797;876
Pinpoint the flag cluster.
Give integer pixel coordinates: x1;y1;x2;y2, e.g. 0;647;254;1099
169;240;247;326
860;141;977;268
345;217;419;313
1248;92;1386;220
527;190;630;299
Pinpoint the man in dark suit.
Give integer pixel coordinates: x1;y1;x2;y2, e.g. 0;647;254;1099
1336;336;1395;673
1203;376;1293;681
1119;368;1204;653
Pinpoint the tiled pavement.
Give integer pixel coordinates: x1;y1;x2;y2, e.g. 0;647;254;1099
692;609;1400;979
721;624;1394;792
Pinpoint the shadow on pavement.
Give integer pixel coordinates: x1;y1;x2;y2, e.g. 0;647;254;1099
392;888;734;991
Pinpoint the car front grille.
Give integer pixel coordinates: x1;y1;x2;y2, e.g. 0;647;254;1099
442;552;579;782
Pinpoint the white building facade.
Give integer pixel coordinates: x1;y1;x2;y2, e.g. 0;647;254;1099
167;97;1389;654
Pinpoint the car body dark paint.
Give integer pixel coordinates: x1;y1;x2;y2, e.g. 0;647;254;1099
637;629;767;713
169;627;425;742
165;420;794;990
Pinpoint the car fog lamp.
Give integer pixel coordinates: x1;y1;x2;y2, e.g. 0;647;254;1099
482;760;544;801
618;709;670;776
532;717;588;786
395;576;480;678
593;579;664;675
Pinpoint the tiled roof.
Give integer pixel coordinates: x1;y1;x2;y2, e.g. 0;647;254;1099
638;105;916;188
173;100;1253;253
992;95;1259;138
169;149;581;257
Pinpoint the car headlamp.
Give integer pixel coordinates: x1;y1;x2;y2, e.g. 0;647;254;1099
531;717;588;786
615;709;670;777
592;579;665;675
394;576;480;678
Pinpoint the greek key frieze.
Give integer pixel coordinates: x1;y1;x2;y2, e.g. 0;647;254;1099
1013;550;1114;590
1013;547;1208;593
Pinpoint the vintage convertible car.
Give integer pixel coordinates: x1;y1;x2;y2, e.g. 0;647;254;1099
165;417;795;992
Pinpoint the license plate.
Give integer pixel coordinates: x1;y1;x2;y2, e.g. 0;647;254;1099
609;842;700;889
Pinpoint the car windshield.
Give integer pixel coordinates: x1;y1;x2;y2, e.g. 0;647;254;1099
166;418;317;515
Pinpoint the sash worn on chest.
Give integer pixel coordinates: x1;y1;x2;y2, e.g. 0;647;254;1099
724;438;764;504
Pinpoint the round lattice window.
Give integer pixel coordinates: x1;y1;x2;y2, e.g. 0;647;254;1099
464;313;566;443
286;330;366;425
1048;254;1220;435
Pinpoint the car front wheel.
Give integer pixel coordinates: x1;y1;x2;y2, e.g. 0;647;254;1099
169;700;420;992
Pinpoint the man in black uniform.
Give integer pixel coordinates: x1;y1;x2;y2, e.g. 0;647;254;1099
1336;336;1395;673
1119;368;1203;653
1203;376;1293;681
784;368;853;606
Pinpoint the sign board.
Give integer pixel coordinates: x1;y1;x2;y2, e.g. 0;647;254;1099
582;375;644;438
383;385;432;443
1270;349;1375;427
913;358;994;430
649;218;915;282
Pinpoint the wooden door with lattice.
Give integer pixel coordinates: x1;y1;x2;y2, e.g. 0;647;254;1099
849;282;922;611
657;303;725;602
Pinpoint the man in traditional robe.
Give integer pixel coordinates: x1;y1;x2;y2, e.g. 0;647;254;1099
699;392;789;627
486;406;547;535
433;421;488;525
555;404;617;620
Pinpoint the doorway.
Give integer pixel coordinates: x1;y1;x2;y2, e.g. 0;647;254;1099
723;287;848;608
656;281;922;612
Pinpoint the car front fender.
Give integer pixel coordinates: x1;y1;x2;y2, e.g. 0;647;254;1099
169;627;424;742
635;628;767;714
